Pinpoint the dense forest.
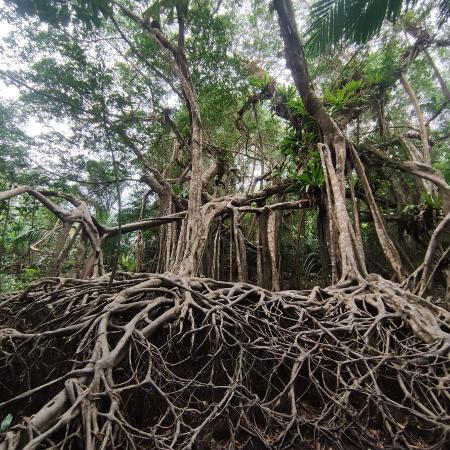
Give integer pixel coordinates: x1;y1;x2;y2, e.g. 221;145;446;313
0;0;449;448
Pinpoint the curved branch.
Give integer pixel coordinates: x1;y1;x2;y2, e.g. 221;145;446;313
399;72;431;165
419;211;450;295
103;212;187;238
363;145;450;214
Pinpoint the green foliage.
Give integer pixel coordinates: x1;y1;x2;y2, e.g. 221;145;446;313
307;0;449;55
276;85;297;102
0;413;13;432
172;182;189;198
275;84;307;115
280;128;302;158
120;253;137;272
143;0;189;23
0;103;30;185
22;266;40;282
295;152;325;192
187;5;241;90
5;0;112;28
279;91;317;157
280;136;324;192
435;152;450;185
203;431;215;444
420;192;443;210
0;0;447;293
362;41;403;88
401;203;419;217
323;78;365;113
306;0;414;55
249;72;272;91
287;95;306;116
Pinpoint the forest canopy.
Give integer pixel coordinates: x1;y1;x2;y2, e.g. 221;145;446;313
0;0;449;449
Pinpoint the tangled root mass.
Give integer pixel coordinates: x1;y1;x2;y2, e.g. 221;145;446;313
0;273;449;449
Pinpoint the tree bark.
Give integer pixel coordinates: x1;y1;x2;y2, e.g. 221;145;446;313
48;221;73;277
317;202;330;285
257;209;272;289
274;0;405;281
419;211;450;295
423;49;450;101
113;2;205;277
267;210;281;290
399;72;431;165
232;211;247;282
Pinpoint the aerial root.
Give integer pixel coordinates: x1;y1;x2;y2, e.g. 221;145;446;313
0;272;449;449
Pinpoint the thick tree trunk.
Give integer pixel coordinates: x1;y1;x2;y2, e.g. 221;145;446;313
0;188;11;290
48;221;73;276
273;0;359;281
114;2;206;277
317;203;330;285
232;210;248;282
73;229;89;279
350;144;403;279
267;210;281;290
134;190;151;272
257;209;272;289
274;0;403;281
48;223;81;277
212;218;222;279
176;110;204;276
399;72;431;165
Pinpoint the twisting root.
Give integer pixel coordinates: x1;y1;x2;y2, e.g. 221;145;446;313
0;273;449;449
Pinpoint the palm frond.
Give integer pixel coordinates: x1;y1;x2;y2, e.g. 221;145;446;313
437;0;450;27
306;0;413;55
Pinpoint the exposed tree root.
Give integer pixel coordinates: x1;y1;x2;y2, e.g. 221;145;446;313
0;273;449;449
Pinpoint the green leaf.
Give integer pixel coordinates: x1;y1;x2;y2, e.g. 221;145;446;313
167;7;175;23
5;0;112;27
306;0;416;55
143;1;161;21
203;431;215;443
420;192;443;209
1;414;13;432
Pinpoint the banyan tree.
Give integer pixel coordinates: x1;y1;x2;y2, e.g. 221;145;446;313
0;0;449;448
